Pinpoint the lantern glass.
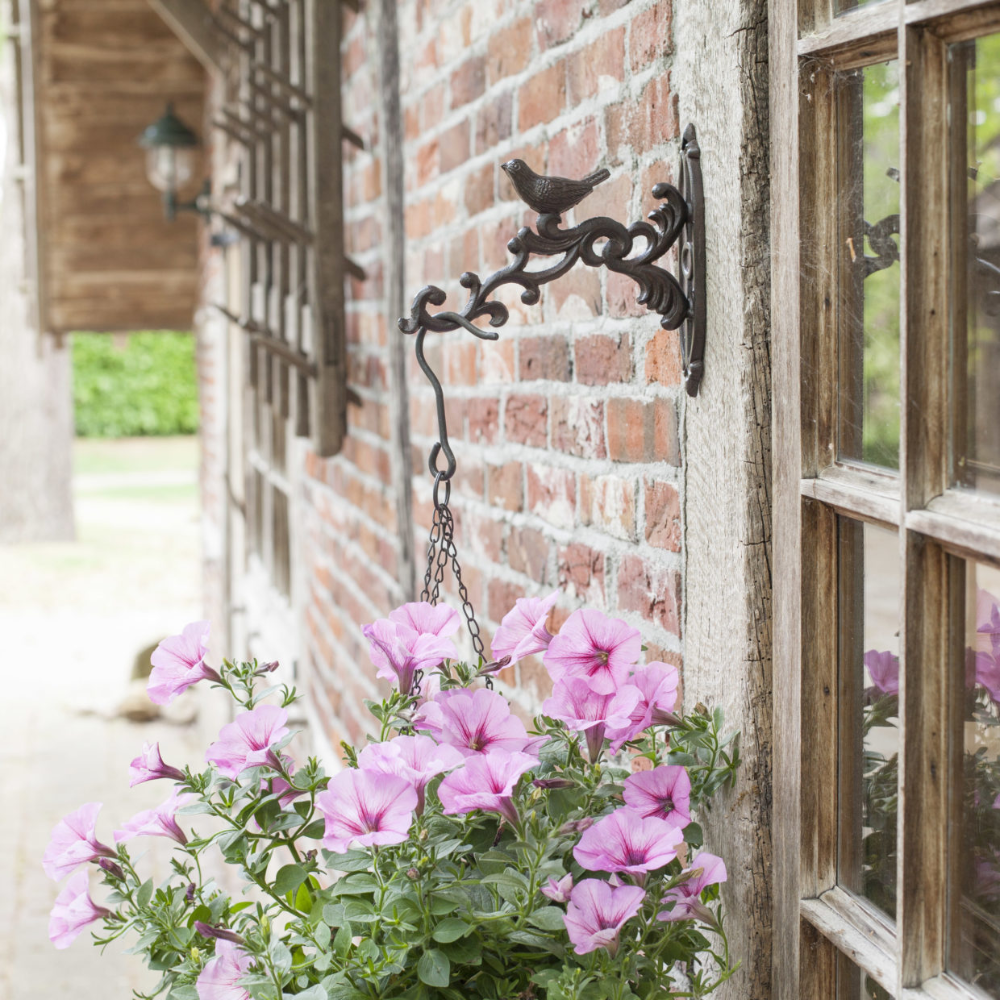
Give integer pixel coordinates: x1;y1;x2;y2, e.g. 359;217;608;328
145;145;197;194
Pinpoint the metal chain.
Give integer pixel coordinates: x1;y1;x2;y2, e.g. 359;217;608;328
418;492;491;690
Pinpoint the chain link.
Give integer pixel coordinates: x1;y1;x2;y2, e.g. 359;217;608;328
418;493;491;691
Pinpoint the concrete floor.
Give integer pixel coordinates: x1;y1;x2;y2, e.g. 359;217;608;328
0;437;217;1000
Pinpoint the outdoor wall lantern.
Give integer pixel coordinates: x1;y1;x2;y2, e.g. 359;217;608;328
397;125;705;659
139;104;211;222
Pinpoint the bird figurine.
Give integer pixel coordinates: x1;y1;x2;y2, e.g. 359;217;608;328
501;159;610;215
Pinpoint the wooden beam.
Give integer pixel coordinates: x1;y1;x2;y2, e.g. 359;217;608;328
146;0;225;70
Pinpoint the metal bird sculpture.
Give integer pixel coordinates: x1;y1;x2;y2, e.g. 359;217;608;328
501;158;610;215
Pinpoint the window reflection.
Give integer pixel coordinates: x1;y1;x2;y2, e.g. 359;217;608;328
836;62;901;471
951;37;1000;496
950;561;1000;997
838;519;900;920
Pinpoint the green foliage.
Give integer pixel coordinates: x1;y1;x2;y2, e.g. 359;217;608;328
72;332;199;438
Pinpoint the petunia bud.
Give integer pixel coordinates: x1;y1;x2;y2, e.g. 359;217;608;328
97;859;125;881
477;655;512;677
256;660;280;675
533;777;575;790
195;921;245;944
185;883;196;902
407;868;420;880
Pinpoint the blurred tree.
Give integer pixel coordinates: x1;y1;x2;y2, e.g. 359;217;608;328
0;10;74;541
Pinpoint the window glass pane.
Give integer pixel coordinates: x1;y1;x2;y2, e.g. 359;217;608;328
834;0;890;17
949;560;1000;996
838;519;900;920
837;952;892;1000
950;36;1000;496
837;62;901;471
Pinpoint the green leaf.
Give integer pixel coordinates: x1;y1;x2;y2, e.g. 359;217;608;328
432;918;471;943
418;949;451;988
323;849;372;873
527;906;567;931
442;936;482;966
294;881;312;912
167;987;200;1000
273;864;308;896
292;988;327;1000
333;924;353;960
302;819;326;840
137;878;154;909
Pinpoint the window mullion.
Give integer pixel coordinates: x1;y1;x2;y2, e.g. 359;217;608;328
898;16;953;992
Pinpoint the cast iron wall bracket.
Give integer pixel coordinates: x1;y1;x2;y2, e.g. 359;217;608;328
399;123;705;505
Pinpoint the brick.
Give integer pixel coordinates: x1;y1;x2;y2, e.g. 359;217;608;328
527;465;577;529
552;397;606;459
606;269;648;318
519;653;554;698
488;461;523;511
557;542;605;603
546;266;602;320
486;17;533;83
536;0;589;49
464;162;495;216
589;474;636;541
505;394;548;447
449;228;480;275
519;62;567;132
451;54;486;107
415;137;439;185
475;91;513;154
508;526;551;583
455;456;485;499
444;339;477;386
468;397;500;443
629;0;673;69
462;510;505;562
576;333;633;386
548;118;601;182
566;27;626;103
488;578;527;623
645;328;682;387
644;479;681;551
422;81;447;131
480;338;516;383
520;336;571;381
617;555;681;635
606;397;680;464
439;119;471;174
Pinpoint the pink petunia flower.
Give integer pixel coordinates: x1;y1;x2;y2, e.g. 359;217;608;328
543;609;642;695
43;803;117;881
388;602;461;638
657;852;727;923
316;768;417;853
623;766;691;830
977;588;1000;658
542;678;641;762
114;789;195;846
358;735;465;813
574;807;684;877
605;663;680;752
147;621;217;705
129;742;185;787
864;650;900;697
205;705;290;779
362;619;457;696
563;878;646;956
439;688;536;756
541;873;574;903
437;750;537;827
48;869;110;950
491;591;560;664
195;938;254;1000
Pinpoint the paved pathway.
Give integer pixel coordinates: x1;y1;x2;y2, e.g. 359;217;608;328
0;440;218;1000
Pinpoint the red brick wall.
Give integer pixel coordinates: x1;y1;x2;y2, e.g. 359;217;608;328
301;0;682;748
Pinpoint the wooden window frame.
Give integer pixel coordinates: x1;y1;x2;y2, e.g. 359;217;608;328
772;1;1000;998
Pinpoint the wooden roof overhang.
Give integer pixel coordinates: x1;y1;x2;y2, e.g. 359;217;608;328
27;0;208;335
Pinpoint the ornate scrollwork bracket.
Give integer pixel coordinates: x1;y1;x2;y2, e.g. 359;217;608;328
398;124;706;507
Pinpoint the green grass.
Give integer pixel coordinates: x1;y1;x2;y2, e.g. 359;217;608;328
73;436;199;477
